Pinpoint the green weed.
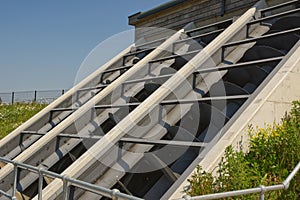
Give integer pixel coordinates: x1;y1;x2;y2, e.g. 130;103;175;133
187;101;300;199
0;103;47;139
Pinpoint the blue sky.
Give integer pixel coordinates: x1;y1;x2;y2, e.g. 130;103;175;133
0;0;169;92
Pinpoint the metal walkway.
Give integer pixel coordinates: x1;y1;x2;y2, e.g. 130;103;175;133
0;0;299;199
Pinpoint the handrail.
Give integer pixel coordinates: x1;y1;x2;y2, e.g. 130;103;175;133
124;47;156;57
222;27;300;61
76;56;283;95
135;36;168;49
20;131;208;148
246;7;300;37
174;29;225;45
224;27;300;48
259;0;299;16
248;7;300;25
178;161;300;200
185;18;233;34
50;95;249;113
0;157;143;200
149;49;200;63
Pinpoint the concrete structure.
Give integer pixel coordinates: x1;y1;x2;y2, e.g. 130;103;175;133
0;0;299;199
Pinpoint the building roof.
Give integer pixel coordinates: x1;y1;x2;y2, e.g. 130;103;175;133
128;0;187;25
138;0;186;19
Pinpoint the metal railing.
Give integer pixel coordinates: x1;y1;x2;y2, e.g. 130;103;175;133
179;161;300;200
0;89;67;104
0;157;143;200
259;0;299;17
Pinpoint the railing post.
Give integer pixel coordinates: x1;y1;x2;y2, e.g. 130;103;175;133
11;92;15;104
259;185;266;200
246;24;250;38
34;90;37;102
192;73;197;89
221;46;225;62
260;193;265;200
38;167;44;200
111;188;120;200
12;163;18;199
63;176;70;200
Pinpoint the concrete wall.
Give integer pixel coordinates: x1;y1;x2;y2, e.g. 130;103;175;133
169;41;300;199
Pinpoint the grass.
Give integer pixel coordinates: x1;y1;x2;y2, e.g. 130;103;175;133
187;101;300;199
0;103;47;139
